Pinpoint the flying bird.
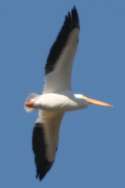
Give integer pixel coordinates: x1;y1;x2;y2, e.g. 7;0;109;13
25;6;112;181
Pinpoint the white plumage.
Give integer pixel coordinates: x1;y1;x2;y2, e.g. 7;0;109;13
25;6;112;181
43;29;79;93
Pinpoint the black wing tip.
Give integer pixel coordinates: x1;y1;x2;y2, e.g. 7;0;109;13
71;6;80;26
32;123;53;181
65;6;80;30
36;160;53;181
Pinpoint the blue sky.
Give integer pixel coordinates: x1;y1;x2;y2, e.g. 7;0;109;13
0;0;125;187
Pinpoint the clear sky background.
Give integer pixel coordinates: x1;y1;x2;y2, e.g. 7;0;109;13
0;0;125;187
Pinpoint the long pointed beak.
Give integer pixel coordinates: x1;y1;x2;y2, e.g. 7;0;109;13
82;96;112;107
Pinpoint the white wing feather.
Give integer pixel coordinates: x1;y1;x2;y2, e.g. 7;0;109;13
36;110;64;161
43;29;79;93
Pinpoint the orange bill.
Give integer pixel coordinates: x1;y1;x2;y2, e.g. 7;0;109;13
82;96;112;107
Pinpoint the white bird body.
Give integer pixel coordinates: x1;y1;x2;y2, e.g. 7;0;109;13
26;92;88;112
25;7;112;181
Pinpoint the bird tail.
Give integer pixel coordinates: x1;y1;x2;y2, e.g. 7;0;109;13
24;93;38;112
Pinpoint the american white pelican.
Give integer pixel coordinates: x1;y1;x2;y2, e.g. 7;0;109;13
25;6;112;181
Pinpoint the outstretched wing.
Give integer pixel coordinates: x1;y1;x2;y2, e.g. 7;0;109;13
32;110;64;180
43;6;80;93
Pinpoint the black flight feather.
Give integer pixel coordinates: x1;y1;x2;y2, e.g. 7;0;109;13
32;123;53;181
45;6;80;75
